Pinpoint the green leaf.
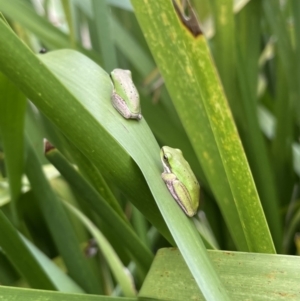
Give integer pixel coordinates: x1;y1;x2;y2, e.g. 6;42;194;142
40;52;229;301
64;201;136;297
61;0;76;49
0;252;19;285
107;0;133;11
0;73;26;226
44;145;153;273
111;16;154;76
235;0;282;250
131;0;275;254
262;2;296;248
132;206;150;249
0;19;229;301
210;0;238;114
0;0;101;64
91;0;117;71
0;285;137;301
270;58;294;209
140;248;300;301
21;235;85;293
25;138;101;294
283;202;300;253
0;209;55;290
42;118;127;221
0;18;173;245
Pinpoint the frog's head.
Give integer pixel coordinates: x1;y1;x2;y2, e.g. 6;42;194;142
160;146;182;173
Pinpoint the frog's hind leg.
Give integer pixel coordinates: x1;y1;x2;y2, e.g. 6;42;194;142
172;180;195;217
162;172;194;217
111;92;133;119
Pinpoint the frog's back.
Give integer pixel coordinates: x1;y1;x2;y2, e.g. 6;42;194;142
112;69;140;114
173;156;200;203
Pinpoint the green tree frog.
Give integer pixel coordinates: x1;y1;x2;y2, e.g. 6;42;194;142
110;69;142;120
160;146;200;217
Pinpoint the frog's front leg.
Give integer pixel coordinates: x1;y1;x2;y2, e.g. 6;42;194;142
161;172;194;216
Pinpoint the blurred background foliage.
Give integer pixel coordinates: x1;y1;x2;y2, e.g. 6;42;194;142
0;0;300;300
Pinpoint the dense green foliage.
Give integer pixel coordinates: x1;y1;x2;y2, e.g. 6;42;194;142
0;1;299;300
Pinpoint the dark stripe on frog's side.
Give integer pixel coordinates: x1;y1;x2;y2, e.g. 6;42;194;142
111;92;142;120
165;179;193;217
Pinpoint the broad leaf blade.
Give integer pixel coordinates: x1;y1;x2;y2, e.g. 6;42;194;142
140;248;300;301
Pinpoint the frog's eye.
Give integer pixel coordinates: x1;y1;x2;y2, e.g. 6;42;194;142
163;154;168;160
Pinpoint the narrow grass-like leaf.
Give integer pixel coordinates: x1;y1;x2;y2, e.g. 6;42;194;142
292;0;300;116
92;0;117;72
132;207;149;249
263;1;300;121
293;143;300;177
0;209;55;290
41;117;127;221
21;235;84;293
73;0;134;15
131;0;274;253
66;145;127;221
194;212;219;250
263;2;295;212
234;0;251;12
210;0;238;113
111;16;154;75
0;185;10;208
0;252;19;285
64;201;136;298
271;58;294;210
0;286;137;301
283;205;300;253
44;145;153;273
25;138;101;294
49;176;91;245
108;0;133;11
0;73;26;226
235;1;282;249
61;0;76;48
0;0;101;63
258;105;300;182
